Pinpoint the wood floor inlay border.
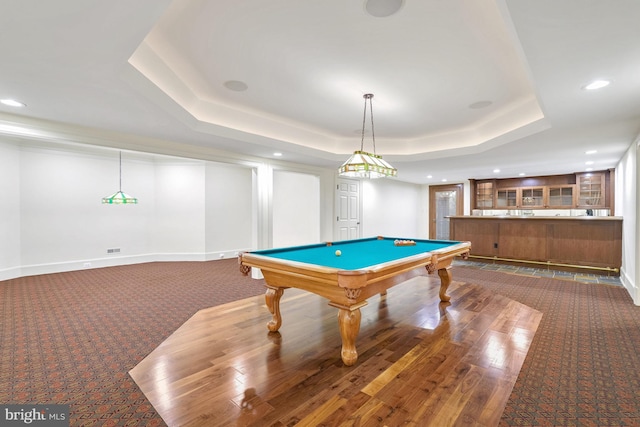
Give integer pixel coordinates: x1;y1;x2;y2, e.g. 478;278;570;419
129;277;541;426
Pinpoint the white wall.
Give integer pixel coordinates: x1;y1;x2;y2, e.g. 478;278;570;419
0;140;264;280
361;178;422;238
205;162;254;257
18;147;155;273
153;159;206;258
0;141;20;274
616;138;639;304
272;170;320;247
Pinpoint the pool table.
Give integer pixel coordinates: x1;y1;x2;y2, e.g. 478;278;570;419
238;236;471;366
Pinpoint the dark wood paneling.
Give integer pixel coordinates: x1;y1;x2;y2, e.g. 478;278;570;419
449;218;498;256
548;220;622;268
493;174;576;189
449;216;622;272
498;221;548;260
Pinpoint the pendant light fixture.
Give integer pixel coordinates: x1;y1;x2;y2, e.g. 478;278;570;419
338;93;397;179
102;151;138;204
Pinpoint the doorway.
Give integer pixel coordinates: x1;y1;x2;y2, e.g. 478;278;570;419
335;178;361;240
429;184;463;240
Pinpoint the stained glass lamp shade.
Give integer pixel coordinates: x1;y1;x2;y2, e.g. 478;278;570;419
102;152;138;204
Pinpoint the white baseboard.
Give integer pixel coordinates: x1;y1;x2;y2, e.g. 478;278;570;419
0;249;252;282
0;266;22;282
619;266;638;306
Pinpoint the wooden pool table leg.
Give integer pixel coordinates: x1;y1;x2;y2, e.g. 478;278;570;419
437;266;452;302
265;286;284;332
337;307;361;366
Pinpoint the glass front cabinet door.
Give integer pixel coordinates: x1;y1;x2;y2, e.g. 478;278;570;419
496;188;518;208
577;173;605;208
475;181;494;209
520;187;544;208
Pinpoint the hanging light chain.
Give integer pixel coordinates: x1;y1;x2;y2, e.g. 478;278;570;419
360;94;376;154
119;151;123;192
368;94;376;154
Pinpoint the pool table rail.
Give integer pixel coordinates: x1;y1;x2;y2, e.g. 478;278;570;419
240;242;469;296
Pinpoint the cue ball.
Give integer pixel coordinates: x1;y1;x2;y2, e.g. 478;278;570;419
335;250;342;256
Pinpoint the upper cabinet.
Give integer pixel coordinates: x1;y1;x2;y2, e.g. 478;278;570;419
547;186;575;208
495;187;545;208
576;172;606;208
471;170;613;212
475;181;494;208
496;188;518;208
520;187;545;207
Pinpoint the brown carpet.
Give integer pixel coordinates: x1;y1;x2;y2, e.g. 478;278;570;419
0;260;265;426
1;260;640;425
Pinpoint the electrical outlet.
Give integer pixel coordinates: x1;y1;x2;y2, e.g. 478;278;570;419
83;262;92;268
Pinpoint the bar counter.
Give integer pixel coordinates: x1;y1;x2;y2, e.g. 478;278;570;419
448;215;623;273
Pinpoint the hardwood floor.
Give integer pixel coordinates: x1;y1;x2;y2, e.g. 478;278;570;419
129;276;541;426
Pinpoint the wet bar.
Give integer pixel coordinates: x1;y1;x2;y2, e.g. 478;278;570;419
449;215;623;274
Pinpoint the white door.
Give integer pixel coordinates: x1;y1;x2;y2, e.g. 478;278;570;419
335;178;361;240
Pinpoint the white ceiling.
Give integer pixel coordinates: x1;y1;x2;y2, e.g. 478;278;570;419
1;0;639;184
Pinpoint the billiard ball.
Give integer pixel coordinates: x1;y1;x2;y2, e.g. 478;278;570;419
335;250;342;256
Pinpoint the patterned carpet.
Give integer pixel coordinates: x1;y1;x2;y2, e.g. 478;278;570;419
1;260;640;426
0;261;265;426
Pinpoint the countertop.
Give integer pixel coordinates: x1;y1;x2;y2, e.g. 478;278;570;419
448;215;623;221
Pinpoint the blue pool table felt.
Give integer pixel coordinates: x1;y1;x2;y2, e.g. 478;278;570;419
251;237;460;270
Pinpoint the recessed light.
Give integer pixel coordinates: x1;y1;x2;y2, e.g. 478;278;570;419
493;169;500;173
223;80;248;92
273;152;282;157
519;172;526;176
585;167;594;172
583;80;611;90
585;150;597;155
468;100;493;110
426;175;433;179
365;0;404;17
585;161;594;165
0;99;26;107
441;178;447;182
